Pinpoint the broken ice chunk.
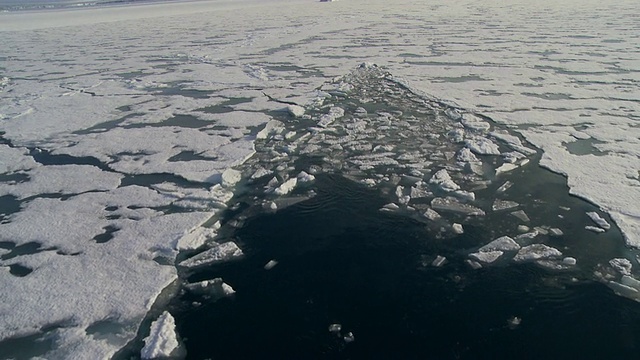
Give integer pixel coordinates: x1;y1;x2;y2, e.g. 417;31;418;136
469;250;504;264
461;114;491;132
317;107;345;127
465;137;501;155
466;259;483;269
297;171;315;183
549;228;564;237
221;168;242;187
610;258;633;276
179;241;243;268
381;203;400;212
510;210;530;223
585;226;606;233
513;244;562;262
507;316;521;329
251;167;273;179
452;223;464;234
586;211;611;230
343;332;355;343
495;163;519;176
328;324;342;333
141;312;179;360
431;197;485;216
432;255;447;267
274;178;298;195
185;278;235;298
444;108;462;121
429;169;460;192
608;281;640;299
562;257;577;266
453;190;475;202
517;225;530;233
456;147;480;163
287;105;305;118
256;120;284;139
479;236;521;252
174;225;218;251
496;181;513;193
492;199;519;211
423;208;441;221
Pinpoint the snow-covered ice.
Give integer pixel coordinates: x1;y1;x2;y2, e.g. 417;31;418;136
1;0;640;356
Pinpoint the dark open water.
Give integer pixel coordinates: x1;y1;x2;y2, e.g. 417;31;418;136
168;173;640;359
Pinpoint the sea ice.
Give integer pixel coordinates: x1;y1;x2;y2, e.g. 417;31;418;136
452;223;464;234
317;107;345;128
432;255;447;267
273;178;298;196
431;197;485;216
492;199;519;211
287;105;305;118
469;251;504;264
465;137;501;155
479;236;521;252
264;260;279;270
513;244;562;263
141;311;179;360
510;210;530;223
185;278;235;298
178;241;244;269
609;258;632;276
587;211;611;230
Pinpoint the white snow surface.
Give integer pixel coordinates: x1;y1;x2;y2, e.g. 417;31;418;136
1;0;640;357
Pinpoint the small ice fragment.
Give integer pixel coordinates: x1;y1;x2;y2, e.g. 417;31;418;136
517;225;530;233
328;323;342;333
515;231;539;241
444;108;462;121
513;244;562;262
264;260;278;270
179;242;243;268
534;227;549;235
256;120;284;139
507;316;521;329
175;226;217;251
510;210;530;223
432;255;447;267
585;226;605;233
479;236;520;252
185;278;235;297
562;257;577;266
287;105;305;118
495;163;519;176
466;259;483;269
453;190;475;202
381;203;400;212
410;185;431;199
469;251;504;264
343;332;355;343
549;228;564;237
609;258;633;276
141;312;179;360
492;199;519;211
423;208;441;221
263;201;278;211
251;167;273;179
586;212;611;230
461;114;491;131
274;178;298;195
452;223;464;234
297;171;315;183
221;168;242;187
496;181;513;193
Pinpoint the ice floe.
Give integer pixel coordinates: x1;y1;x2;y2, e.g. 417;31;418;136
513;244;563;263
179;241;244;269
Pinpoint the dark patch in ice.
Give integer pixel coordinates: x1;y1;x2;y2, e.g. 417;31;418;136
124;114;212;129
0;331;53;359
167;150;217;162
8;263;32;277
563;138;608;156
153;256;173;266
85;318;132;345
0;173;30;184
92;225;119;244
73;113;143;135
1;242;54;261
119;173;206;189
155;85;215;99
30;148;110;172
105;205;118;212
0;195;22;222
